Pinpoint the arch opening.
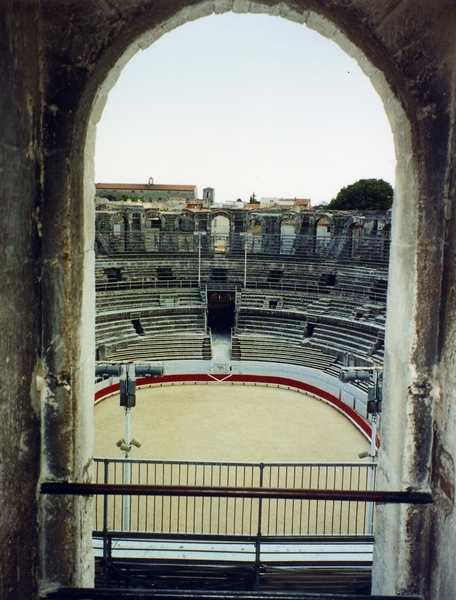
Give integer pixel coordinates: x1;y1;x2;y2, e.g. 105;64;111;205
211;214;231;253
80;2;419;595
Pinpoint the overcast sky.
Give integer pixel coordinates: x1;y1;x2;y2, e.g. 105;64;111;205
95;12;396;206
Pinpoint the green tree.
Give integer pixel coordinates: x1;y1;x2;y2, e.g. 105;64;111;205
328;178;393;210
117;193;143;202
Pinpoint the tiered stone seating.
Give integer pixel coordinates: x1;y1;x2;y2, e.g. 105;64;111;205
95;280;208;362
95;319;139;349
106;333;211;362
96;308;207;357
306;295;386;324
239;289;382;323
94;251;388;374
235;310;308;340
139;310;205;335
96;288;204;315
232;334;337;371
240;289;318;313
308;322;383;361
332;268;388;304
95;258;200;288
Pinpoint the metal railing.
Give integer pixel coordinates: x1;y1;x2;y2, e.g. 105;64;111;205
92;459;376;537
95;278;200;292
41;465;432;594
94;278;387;306
95;231;391;268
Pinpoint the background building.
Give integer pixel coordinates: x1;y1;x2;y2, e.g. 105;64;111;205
96;181;198;203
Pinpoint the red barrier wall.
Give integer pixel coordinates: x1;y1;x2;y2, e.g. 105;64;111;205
95;372;378;445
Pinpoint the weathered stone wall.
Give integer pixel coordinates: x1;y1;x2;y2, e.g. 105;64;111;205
95;203;391;236
1;1;456;598
0;3;42;598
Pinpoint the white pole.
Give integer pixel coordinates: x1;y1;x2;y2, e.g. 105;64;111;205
366;369;379;535
198;232;201;286
366;415;376;535
244;240;247;288
123;406;131;531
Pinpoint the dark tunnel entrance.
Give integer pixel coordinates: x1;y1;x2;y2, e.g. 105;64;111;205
207;291;235;333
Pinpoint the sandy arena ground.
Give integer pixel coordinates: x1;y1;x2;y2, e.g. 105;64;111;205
94;383;369;462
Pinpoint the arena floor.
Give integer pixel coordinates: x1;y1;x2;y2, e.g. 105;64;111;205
94;383;369;462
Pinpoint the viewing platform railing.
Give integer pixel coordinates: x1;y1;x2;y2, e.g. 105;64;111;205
90;459;378;537
40;460;432;596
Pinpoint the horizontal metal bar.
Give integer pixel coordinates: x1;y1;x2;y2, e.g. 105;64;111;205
42;586;423;599
93;457;378;468
92;531;374;544
40;483;432;504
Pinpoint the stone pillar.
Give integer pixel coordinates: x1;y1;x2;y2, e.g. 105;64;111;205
0;4;42;598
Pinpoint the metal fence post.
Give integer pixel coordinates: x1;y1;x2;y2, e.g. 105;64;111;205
102;458;110;588
254;463;264;591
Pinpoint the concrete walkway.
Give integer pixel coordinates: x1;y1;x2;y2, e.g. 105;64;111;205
210;331;232;360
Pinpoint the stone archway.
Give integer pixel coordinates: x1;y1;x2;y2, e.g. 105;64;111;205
348;221;364;256
83;11;440;594
210;213;231;253
279;213;298;255
246;214;264;253
55;4;422;593
4;2;456;598
315;215;332;253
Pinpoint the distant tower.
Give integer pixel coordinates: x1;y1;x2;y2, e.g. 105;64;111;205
203;187;215;204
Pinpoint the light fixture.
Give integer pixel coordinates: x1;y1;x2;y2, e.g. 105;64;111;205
116;438;125;447
130;438;142;448
358;450;370;459
119;443;132;452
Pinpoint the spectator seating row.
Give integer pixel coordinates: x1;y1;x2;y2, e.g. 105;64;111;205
96;288;204;315
96;307;208;360
238;290;386;323
231;334;338;372
234;311;308;341
95;257;388;302
94;256;387;374
233;305;383;373
106;333;211;362
307;322;384;364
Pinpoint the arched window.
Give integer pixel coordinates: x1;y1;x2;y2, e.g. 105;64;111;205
211;215;230;253
245;217;262;253
349;222;364;256
315;217;331;252
280;217;296;255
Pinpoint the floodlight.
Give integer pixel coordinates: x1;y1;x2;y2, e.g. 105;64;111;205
135;364;164;378
339;370;371;383
130;438;142;448
119;443;132;452
96;365;122;378
120;378;136;407
116;438;125;447
358;450;370;459
367;400;378;414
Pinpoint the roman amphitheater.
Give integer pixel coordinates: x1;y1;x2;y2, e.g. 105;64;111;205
3;2;456;600
90;196;384;591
